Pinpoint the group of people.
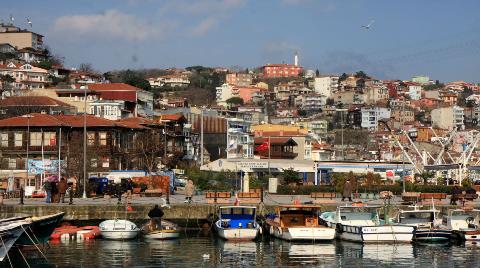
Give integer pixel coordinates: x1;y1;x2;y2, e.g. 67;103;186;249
43;177;70;203
450;185;477;205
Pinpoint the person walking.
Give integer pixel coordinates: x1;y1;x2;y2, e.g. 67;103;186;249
44;180;52;203
451;185;462;205
148;204;164;230
342;179;353;202
57;177;68;203
184;180;195;203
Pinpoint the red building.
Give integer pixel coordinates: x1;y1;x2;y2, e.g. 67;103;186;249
262;64;303;78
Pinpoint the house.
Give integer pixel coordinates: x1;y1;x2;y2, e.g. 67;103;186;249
149;74;190;88
236;86;266;104
440;92;458;106
0;62;48;91
216;83;236;107
90;100;124;120
360;107;391;130
408;84;422;100
0;43;15;54
431;106;464;130
0;23;44;50
364;86;389;104
314;76;338;97
16;47;47;63
226;73;252;86
254;137;298;159
82;83;154;117
226;118;254;159
300;94;324;111
0;96;74;119
68;70;102;84
0;113;153;192
262;64;303;78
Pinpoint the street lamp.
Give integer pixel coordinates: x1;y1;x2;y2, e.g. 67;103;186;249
81;85;87;199
21;114;33;205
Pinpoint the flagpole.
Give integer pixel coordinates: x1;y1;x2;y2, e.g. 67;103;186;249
268;136;271;176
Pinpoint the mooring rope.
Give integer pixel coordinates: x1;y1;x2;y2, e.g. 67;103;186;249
20;225;48;261
0;232;14;268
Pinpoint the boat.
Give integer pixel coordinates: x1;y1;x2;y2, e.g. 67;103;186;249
320;203;414;243
0;212;64;245
214;206;260;241
0;219;31;262
266;205;335;241
99;220;140;240
441;208;480;241
395;204;452;243
142;220;180;240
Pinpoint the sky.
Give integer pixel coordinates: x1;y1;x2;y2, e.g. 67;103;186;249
2;0;480;82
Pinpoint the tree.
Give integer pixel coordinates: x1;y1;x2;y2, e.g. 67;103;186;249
283;168;302;185
339;73;348;82
417;171;434;185
79;63;94;73
226;97;244;106
315;69;320;77
354;70;369;79
120;69;152;91
135;130;163;175
457;86;473;107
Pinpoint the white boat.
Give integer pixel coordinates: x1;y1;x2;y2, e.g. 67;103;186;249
143;220;180;240
320;203;414;243
266;205;336;241
214;206;260;241
441;208;480;241
99;219;140;240
395;204;452;243
0;219;31;262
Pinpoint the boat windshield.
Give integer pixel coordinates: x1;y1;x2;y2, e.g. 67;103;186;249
451;210;480;217
399;212;433;224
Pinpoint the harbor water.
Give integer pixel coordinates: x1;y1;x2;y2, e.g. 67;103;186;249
3;231;480;267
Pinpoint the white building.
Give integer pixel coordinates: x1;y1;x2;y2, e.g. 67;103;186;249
314;76;339;97
361;107;391;130
226;118;254;159
408;85;422;100
216;83;237;107
90;100;124;120
301;94;325;111
431;106;464;130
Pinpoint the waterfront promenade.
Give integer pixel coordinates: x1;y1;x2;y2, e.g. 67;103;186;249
1;192;479;223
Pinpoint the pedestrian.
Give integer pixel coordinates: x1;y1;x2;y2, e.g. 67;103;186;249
51;180;59;203
126;179;133;200
43;180;52;203
451;185;462;205
67;176;77;194
148;204;164;230
184;180;195;203
342;179;353;202
58;177;67;203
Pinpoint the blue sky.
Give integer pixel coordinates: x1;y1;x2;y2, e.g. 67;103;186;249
2;0;480;82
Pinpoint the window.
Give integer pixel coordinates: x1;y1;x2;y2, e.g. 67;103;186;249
8;158;16;169
14;132;23;147
90;158;98;168
44;132;56;146
101;157;110;168
87;132;95;146
30;132;42;146
99;132;107;146
0;133;7;147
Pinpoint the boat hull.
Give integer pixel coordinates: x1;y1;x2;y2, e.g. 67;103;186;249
101;230;139;240
215;224;259;241
16;212;64;245
414;229;452;242
270;225;336;241
144;230;179;240
452;230;480;241
0;223;29;262
99;220;140;240
337;224;414;243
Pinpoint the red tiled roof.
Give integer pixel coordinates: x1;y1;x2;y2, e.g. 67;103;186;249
0;96;73;107
116;117;158;129
0;114;144;129
158;114;186;122
88;83;140;91
97;91;137;102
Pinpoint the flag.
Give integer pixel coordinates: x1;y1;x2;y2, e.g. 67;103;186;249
255;139;269;151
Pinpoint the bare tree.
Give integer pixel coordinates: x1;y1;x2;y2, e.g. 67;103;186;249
78;63;94;73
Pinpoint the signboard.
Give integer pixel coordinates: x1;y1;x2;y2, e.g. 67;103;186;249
27;160;65;175
236;162;269;171
385;170;394;178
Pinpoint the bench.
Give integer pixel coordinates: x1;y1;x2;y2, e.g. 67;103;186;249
310;192;336;199
402;192;421;203
455;193;479;206
144;189;163;197
205;191;232;204
420;193;447;201
237;192;261;204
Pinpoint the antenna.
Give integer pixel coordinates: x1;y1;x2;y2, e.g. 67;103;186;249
27;18;32;28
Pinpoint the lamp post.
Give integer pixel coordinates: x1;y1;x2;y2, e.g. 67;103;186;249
81;85;87;199
21;114;32;205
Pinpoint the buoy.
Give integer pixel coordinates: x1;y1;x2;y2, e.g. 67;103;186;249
234;194;239;206
127;205;133;212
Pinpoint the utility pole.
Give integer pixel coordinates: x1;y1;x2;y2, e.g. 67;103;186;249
200;108;204;166
82;85;87;199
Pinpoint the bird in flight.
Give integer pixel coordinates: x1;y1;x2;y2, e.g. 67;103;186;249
361;20;375;30
27;18;32;27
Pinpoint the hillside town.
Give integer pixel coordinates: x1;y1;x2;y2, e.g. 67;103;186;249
1;20;480;197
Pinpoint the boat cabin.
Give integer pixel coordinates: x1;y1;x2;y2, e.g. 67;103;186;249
397;207;439;227
335;205;381;226
276;205;323;228
442;209;480;231
219;206;257;229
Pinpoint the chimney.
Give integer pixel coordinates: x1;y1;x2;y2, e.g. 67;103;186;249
294;52;299;67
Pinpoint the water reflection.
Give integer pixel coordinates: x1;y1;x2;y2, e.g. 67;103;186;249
339;242;414;265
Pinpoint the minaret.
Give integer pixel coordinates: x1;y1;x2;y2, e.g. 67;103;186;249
294;51;299;66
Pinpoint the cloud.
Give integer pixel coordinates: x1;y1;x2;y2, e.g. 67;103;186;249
281;0;335;11
263;41;300;54
189;17;219;36
53;9;167;42
319;51;394;79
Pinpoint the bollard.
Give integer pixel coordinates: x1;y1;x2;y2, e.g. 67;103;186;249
260;187;264;203
69;187;73;205
166;187;170;204
117;190;122;205
19;187;24;205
